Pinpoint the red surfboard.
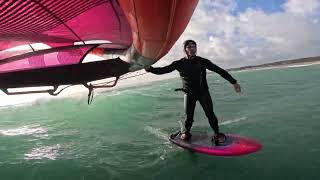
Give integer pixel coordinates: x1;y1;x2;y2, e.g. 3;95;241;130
169;132;262;156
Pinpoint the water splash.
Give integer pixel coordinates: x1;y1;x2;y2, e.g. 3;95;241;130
220;117;247;126
0;124;48;136
143;126;172;160
143;126;168;141
24;144;61;160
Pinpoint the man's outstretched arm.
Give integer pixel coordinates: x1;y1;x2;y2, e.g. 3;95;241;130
205;59;241;93
145;61;180;75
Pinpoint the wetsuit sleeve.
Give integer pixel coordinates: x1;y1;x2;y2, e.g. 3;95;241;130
204;58;237;84
146;61;180;75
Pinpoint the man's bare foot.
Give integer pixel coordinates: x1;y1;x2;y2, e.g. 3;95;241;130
180;132;192;140
212;133;227;145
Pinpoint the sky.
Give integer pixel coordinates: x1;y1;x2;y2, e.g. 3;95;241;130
157;0;320;68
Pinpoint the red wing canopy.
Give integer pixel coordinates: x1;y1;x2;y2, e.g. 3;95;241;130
0;0;132;73
0;0;199;94
0;45;96;73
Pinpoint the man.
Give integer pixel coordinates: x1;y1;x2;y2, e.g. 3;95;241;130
145;40;241;144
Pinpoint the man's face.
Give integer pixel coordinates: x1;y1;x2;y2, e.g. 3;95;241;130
185;43;197;57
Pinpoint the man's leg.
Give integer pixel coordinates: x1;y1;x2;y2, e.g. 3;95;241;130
182;94;197;138
198;91;219;134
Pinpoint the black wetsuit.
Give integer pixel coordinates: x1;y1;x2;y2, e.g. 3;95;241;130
147;56;237;134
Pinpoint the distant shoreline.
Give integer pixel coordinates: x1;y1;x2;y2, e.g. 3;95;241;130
227;56;320;72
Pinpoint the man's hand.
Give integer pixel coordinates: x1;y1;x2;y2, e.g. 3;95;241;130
145;66;154;72
233;83;241;93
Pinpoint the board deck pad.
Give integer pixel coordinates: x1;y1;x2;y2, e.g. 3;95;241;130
169;132;262;156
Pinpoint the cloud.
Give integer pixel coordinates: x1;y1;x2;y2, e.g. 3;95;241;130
282;0;320;16
159;0;320;68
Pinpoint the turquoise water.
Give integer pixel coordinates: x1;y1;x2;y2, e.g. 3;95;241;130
1;65;320;180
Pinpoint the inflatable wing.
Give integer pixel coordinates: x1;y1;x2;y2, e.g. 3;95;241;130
0;0;198;94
